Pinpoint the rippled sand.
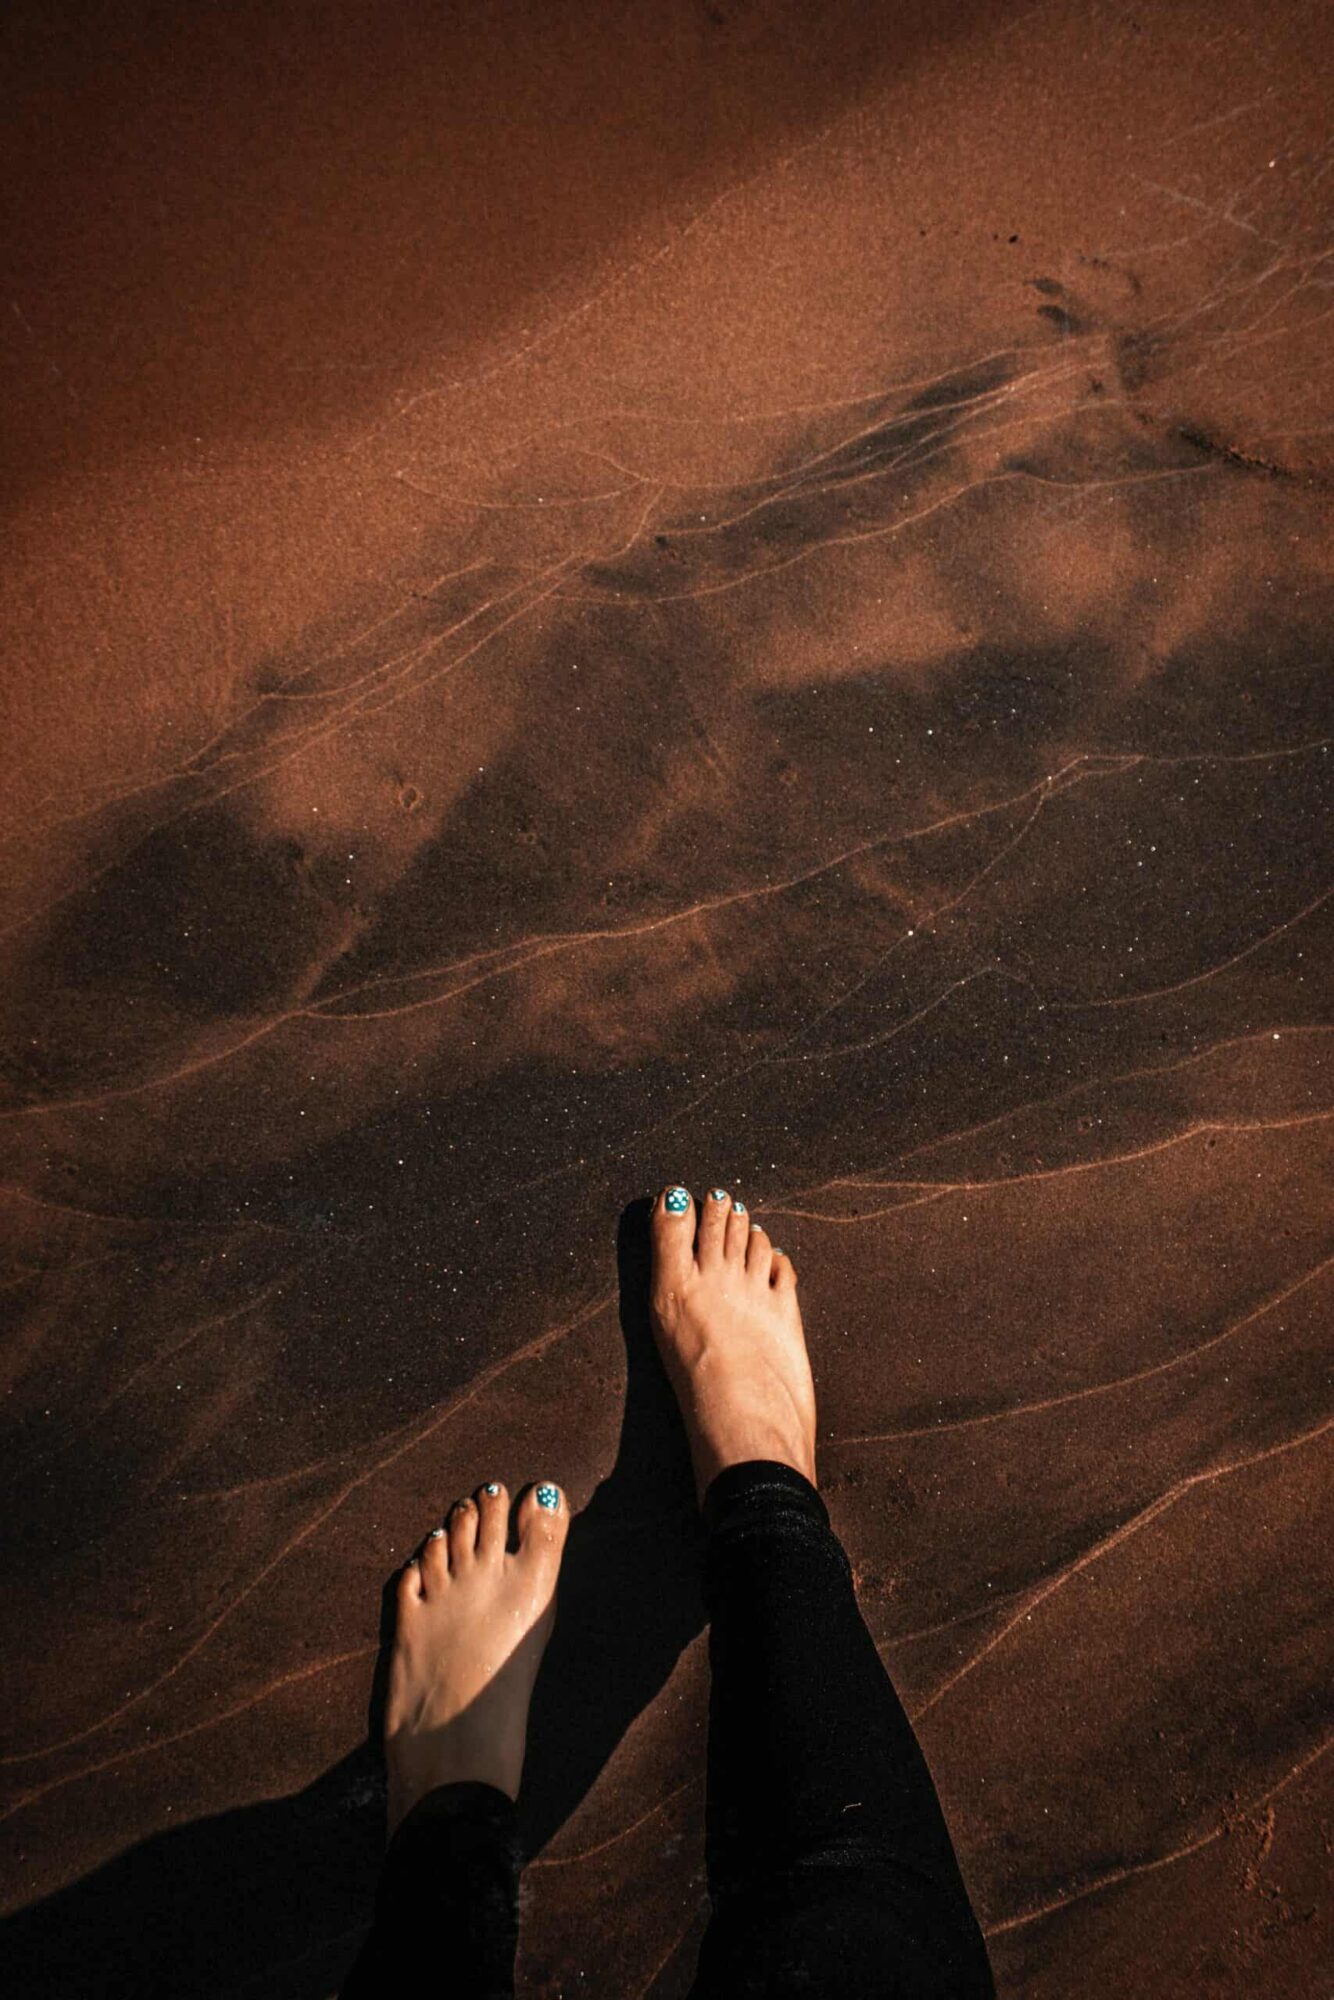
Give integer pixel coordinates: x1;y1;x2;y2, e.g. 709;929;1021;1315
2;2;1331;1993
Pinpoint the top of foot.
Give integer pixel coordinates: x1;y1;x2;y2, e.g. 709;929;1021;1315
649;1184;817;1505
385;1477;568;1834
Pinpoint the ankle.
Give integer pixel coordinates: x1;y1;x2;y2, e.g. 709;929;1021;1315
690;1424;817;1505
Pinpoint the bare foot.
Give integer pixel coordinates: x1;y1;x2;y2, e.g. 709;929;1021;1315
649;1184;817;1505
384;1479;568;1836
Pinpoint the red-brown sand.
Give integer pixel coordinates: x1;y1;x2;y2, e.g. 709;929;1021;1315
2;2;1331;1993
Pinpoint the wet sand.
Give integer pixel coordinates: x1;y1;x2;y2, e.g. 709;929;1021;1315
2;1;1331;1993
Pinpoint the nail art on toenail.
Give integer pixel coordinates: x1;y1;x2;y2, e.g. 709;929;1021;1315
664;1186;690;1214
733;1199;747;1214
535;1482;561;1511
483;1481;501;1496
709;1186;728;1202
428;1527;445;1539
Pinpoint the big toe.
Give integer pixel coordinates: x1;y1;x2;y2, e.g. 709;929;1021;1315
514;1479;569;1589
651;1183;695;1303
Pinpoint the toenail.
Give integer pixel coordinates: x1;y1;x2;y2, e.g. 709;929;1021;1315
483;1481;501;1496
664;1186;690;1214
750;1221;761;1231
709;1187;728;1201
733;1199;746;1214
534;1482;561;1511
428;1527;445;1539
772;1247;785;1257
405;1554;419;1566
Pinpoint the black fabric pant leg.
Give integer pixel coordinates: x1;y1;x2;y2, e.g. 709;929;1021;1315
340;1780;521;1999
690;1460;995;1999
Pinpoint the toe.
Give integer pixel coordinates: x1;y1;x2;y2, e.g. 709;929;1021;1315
651;1184;696;1304
724;1194;750;1259
515;1479;569;1586
770;1246;797;1288
697;1184;731;1264
396;1559;423;1611
420;1524;449;1592
447;1497;479;1568
745;1218;773;1282
475;1480;509;1559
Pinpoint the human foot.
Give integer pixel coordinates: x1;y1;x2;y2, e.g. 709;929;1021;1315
384;1479;568;1835
649;1185;817;1505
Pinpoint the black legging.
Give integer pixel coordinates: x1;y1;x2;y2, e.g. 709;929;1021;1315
343;1461;995;1998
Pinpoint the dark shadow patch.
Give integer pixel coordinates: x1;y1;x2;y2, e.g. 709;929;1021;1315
2;804;347;1099
0;1200;705;1999
1115;326;1172;393
799;351;1021;489
577;352;1023;602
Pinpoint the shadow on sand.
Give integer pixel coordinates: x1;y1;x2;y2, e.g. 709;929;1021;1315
4;1200;706;1997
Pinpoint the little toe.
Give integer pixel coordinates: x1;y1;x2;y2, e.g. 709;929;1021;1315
651;1184;696;1299
515;1480;569;1585
724;1195;750;1259
447;1497;479;1568
396;1559;423;1612
770;1246;798;1288
697;1184;731;1264
475;1480;509;1559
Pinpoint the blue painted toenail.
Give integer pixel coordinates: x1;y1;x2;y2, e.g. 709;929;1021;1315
710;1187;728;1201
733;1199;746;1214
428;1527;445;1539
750;1221;761;1231
484;1481;501;1496
665;1186;690;1214
772;1248;785;1257
535;1483;561;1511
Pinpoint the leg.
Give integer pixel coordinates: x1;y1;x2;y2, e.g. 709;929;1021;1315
649;1185;995;1999
342;1479;569;1999
341;1779;523;2000
696;1459;994;1996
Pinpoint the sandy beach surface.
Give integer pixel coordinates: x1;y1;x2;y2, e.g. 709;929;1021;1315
2;2;1331;1992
